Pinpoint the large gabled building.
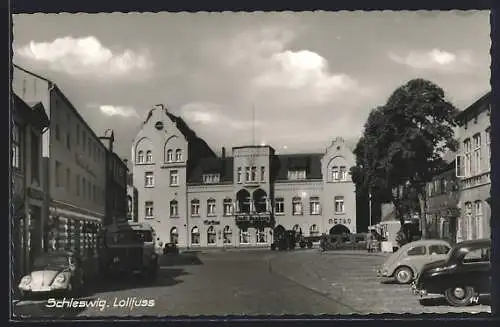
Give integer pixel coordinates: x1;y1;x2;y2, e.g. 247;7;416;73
131;105;358;248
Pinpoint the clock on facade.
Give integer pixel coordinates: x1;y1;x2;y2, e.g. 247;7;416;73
155;121;164;130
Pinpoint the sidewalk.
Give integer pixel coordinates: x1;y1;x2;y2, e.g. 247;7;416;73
322;250;391;258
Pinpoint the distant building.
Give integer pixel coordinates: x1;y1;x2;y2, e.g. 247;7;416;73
100;130;128;225
12;65;106;254
12;93;50;278
456;92;492;242
131;105;357;248
126;171;139;223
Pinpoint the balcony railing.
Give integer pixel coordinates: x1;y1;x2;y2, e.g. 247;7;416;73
461;171;490;190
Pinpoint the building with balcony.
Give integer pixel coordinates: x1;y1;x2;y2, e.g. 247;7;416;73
455;91;491;242
131;105;357;248
12;65;106;254
12;93;50;279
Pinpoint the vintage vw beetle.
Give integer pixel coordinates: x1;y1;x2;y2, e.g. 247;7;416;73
411;238;491;307
18;251;86;297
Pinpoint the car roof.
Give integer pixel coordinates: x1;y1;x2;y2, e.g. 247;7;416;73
400;239;450;249
455;238;491;249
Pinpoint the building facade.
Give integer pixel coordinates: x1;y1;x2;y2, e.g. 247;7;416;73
131;105;357;248
12;65;106;255
100;130;128;225
12;93;50;279
425;160;460;244
126;171;139;223
456;92;491;242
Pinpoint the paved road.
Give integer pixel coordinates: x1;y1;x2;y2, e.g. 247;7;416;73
12;250;355;318
270;250;491;314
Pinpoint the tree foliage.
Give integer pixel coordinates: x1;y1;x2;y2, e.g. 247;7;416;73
351;79;459;235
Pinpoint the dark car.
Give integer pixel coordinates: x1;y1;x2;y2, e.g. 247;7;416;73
411;238;491;307
163;243;179;256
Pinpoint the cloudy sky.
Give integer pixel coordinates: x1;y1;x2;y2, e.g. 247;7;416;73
13;11;491;159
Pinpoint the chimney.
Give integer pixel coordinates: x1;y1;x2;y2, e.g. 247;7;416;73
222;147;226;159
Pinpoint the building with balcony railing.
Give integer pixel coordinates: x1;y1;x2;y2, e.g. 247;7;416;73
131;105;357;248
455;91;491;242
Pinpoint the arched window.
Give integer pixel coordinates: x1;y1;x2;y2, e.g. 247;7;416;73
256;227;267;243
309;224;319;236
207;226;216;245
145;150;152;163
175;149;182;162
239;227;250;244
170;227;178;244
136;151;144;163
166;149;174;162
191;226;200;245
170;200;178;217
223;226;232;244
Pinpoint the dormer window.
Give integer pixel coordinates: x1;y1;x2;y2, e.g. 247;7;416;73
203;173;220;184
166;150;174;162
136;151;144;163
175;149;182;162
145;150;152;163
288;169;306;180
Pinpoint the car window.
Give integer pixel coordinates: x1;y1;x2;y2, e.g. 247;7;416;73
407;245;426;256
428;245;450;255
462;248;490;264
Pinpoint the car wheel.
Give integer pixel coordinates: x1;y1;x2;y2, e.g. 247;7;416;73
444;286;475;307
394;266;413;284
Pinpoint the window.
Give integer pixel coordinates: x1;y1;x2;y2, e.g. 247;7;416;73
55;161;62;187
207;199;216;216
175;149;182;161
207;226;216;245
334;196;345;214
245;167;250;182
428;244;450;255
136;151;144;163
144;172;154;187
339;166;347;181
292;197;303;215
203;173;220;184
473;133;481;174
12;122;21;169
169;170;179;186
223;226;232;244
463;248;490;264
66;168;71;190
331;166;339;181
82;177;86;199
170;200;179;217
237;167;242;183
275;198;284;214
191;227;200;245
145;201;154;218
288;169;306;180
76;175;80;196
473;201;483;240
145;150;152;163
407;246;426;256
463;138;471;177
309;197;321;215
76;124;80;145
309;224;319;236
55;123;60;141
166;149;173;162
30;132;40;183
223;199;233;216
486;127;491;169
260;166;265;182
170;227;178;244
191;199;200;216
257;228;267;243
239;228;250;244
250;166;257;181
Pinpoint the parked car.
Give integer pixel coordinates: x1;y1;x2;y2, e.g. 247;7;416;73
411;238;491;307
18;251;86;298
163;243;179;256
377;239;451;284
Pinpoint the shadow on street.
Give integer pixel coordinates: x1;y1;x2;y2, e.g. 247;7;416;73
419;294;490;307
159;252;204;267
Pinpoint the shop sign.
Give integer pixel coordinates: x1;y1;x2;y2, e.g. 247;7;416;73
203;220;220;225
329;218;351;225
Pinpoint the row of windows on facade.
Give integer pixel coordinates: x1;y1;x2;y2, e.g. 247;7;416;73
136;149;183;164
457;200;486;241
234;165;350;183
169;224;322;245
144;170;179;187
54;161;105;205
461;127;491;178
143;196;346;218
12;122;41;184
427;176;458;198
54;112;105;166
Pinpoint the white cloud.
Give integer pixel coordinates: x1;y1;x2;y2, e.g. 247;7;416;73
89;104;139;118
388;48;475;72
16;36;152;78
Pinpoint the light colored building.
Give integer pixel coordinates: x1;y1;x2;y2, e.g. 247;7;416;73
12;65;106;254
12;93;50;279
456;92;491;242
131;105;357;248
